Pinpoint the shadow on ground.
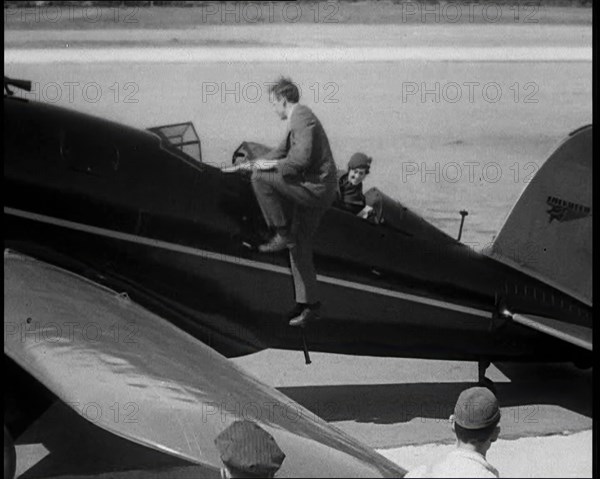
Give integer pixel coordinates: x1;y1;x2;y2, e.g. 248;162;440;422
277;362;592;446
15;402;219;479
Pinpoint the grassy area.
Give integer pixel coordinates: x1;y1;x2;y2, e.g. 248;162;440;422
3;1;592;29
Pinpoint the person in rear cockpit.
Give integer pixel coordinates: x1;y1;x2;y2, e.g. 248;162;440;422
333;152;374;218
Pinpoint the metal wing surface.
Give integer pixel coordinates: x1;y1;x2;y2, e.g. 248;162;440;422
4;250;406;478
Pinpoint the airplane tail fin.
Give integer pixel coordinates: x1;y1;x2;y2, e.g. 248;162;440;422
489;125;592;306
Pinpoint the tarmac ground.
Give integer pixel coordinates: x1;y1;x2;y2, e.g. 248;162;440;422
13;352;592;478
234;350;593;477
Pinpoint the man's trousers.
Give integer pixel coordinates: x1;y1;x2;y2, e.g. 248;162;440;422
251;169;333;304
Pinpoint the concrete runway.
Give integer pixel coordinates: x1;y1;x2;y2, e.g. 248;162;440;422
231;350;593;477
4;24;592;49
14;352;592;477
231;351;593;447
381;430;592;478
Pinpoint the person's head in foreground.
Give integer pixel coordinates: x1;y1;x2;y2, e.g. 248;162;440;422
215;420;286;478
269;76;300;121
451;386;501;456
346;152;372;186
404;386;502;478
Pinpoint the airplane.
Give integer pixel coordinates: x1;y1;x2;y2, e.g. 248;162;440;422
5;250;407;478
4;76;592;476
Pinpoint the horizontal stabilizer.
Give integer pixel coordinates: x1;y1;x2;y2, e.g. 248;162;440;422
511;313;592;351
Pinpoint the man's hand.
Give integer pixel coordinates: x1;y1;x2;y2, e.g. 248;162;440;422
252;158;278;171
357;205;374;219
221;158;279;173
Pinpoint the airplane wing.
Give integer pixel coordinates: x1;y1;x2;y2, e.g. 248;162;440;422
510;312;592;352
4;250;406;478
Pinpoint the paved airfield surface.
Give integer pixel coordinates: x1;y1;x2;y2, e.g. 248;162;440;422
12;353;593;478
6;21;593;478
232;351;593;477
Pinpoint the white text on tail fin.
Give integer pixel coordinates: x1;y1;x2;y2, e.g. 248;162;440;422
490;125;592;306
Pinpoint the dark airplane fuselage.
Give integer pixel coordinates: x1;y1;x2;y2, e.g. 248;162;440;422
4;96;592;364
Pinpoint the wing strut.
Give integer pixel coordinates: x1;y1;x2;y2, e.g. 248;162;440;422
301;330;311;365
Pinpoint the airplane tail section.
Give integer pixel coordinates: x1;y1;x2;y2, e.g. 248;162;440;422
489;125;592;306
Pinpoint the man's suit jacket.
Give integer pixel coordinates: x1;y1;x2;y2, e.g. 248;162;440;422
265;104;338;202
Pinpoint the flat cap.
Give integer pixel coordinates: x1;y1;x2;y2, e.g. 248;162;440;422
454;387;501;430
347;152;372;172
215;420;285;476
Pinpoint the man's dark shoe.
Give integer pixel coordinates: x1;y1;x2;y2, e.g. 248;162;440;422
258;233;295;253
286;303;307;320
289;302;321;327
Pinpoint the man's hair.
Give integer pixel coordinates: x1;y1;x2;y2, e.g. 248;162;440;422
269;77;300;103
454;418;500;445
